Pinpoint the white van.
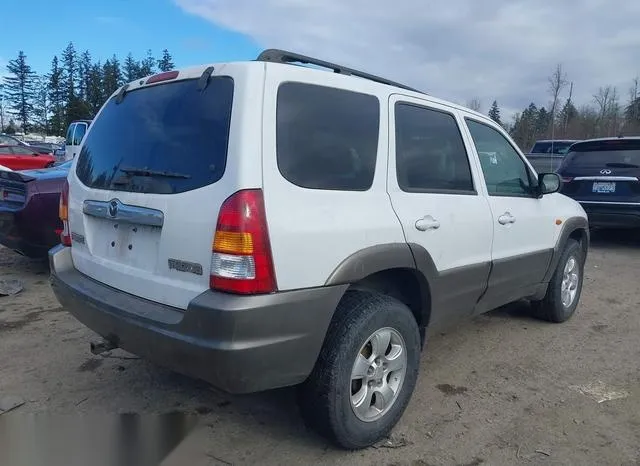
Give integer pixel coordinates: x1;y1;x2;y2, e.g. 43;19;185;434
63;120;91;161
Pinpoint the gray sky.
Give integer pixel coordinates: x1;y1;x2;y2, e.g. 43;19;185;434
176;0;640;121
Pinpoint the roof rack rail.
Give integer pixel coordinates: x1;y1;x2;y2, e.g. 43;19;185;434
256;49;423;94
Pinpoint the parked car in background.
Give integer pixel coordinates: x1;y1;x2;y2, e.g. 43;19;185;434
64;120;91;160
24;141;63;155
0;145;57;170
558;137;640;229
49;49;589;450
0;160;71;257
526;139;580;173
0;134;55;155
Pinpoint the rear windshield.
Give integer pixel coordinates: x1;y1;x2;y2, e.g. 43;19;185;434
76;77;234;194
565;140;640;167
530;141;574;154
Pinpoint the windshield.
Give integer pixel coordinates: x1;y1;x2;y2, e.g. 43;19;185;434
530;141;574;154
75;77;234;194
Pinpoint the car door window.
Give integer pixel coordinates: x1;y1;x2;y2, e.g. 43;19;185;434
395;103;474;193
11;146;36;156
466;118;533;197
0;136;17;145
65;123;76;146
73;123;87;145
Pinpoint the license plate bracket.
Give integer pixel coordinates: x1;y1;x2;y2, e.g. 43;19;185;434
592;181;616;193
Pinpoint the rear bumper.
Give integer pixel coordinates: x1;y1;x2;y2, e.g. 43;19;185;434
0;208;59;258
579;202;640;228
49;245;347;393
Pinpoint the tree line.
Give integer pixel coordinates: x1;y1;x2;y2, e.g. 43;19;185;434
3;50;639;148
470;65;640;151
1;43;175;136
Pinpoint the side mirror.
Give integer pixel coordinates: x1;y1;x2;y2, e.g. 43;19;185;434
538;172;562;195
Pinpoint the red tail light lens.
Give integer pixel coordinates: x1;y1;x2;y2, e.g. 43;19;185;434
59;180;71;247
210;190;276;295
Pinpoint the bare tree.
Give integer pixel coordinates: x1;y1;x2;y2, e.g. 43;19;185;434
466;97;482;112
629;77;639;121
547;64;568;140
548;65;567;114
608;87;621;136
593;86;616;136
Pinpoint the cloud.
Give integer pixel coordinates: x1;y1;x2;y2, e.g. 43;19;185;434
174;0;640;120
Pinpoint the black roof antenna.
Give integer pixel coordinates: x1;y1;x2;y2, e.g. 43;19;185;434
256;49;424;94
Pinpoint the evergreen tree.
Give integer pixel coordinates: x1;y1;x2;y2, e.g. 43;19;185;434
560;100;578;127
47;56;66;136
5;119;18;134
102;56;123;99
87;62;105;115
66;95;92;123
139;49;156;77
32;75;50;132
3;51;37;130
157;49;175;72
123;53;140;83
79;50;93;101
62;42;78;102
536;107;551;136
488;100;502;126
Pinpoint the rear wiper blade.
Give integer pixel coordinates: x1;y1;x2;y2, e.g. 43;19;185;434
605;162;639;168
119;167;191;179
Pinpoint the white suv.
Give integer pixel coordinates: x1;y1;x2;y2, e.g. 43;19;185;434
50;50;589;449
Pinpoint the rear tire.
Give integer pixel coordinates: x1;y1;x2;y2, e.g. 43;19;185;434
298;290;421;449
532;239;584;323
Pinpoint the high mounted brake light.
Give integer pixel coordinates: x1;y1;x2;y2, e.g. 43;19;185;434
59;179;71;247
210;190;277;295
146;71;179;84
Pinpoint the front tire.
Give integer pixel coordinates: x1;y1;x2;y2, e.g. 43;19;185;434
532;238;584;323
298;290;421;449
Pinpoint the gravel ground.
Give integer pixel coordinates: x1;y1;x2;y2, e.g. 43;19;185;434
0;230;639;466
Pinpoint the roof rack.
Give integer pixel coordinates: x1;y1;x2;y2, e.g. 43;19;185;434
256;49;423;94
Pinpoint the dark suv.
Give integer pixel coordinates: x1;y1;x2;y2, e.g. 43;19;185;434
558;137;640;228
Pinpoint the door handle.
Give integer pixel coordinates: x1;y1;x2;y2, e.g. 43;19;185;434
415;215;440;231
498;212;516;225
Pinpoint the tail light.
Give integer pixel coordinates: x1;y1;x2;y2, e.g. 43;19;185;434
210;189;276;295
59;180;71;247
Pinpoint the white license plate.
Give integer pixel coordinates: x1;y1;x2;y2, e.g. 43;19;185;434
592;182;616;193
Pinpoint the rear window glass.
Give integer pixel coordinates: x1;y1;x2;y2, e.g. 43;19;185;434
530;141;574;154
276;82;380;191
565;140;640;167
76;77;234;194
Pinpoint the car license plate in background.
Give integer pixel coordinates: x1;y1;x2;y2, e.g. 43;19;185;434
592;181;616;193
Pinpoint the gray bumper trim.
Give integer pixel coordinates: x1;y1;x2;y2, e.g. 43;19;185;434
49;245;347;393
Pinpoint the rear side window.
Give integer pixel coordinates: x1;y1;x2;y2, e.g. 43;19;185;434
65;123;76;146
563;140;640;168
73;123;87;145
276;82;380;191
76;77;233;194
395;103;474;193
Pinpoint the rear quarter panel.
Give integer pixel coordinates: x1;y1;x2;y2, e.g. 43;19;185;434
261;64;407;291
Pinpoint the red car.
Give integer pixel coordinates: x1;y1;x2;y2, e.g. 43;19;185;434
0;145;56;170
